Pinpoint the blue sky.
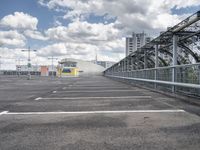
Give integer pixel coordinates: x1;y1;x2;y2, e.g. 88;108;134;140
171;5;200;15
0;0;62;30
0;0;116;30
0;0;199;69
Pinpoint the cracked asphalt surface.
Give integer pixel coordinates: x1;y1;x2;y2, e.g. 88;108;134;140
0;75;200;150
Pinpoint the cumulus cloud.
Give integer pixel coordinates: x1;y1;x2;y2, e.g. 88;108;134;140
0;30;26;46
0;12;38;30
37;42;98;59
44;20;124;60
45;20;120;44
39;0;200;34
0;47;28;70
24;30;48;41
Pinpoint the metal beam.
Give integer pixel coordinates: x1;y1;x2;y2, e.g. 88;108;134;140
172;35;178;92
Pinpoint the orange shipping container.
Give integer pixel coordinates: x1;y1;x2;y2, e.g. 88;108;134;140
40;66;49;76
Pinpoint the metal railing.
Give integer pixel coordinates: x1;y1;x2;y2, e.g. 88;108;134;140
104;63;200;97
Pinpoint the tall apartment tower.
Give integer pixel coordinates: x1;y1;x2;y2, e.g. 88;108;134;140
126;37;134;56
126;32;152;56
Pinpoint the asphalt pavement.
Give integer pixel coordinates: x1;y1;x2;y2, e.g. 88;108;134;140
0;75;200;150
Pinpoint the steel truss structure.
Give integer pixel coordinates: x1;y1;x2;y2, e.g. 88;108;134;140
104;11;200;96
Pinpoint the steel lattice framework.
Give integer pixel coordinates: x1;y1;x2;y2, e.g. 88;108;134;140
106;11;200;71
104;11;200;96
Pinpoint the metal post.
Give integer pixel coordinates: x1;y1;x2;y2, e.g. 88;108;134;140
48;56;58;78
144;50;147;69
28;47;31;80
124;59;126;72
172;35;178;92
124;59;126;77
121;61;123;72
154;44;158;89
21;47;37;80
127;58;129;77
131;57;134;71
16;58;23;77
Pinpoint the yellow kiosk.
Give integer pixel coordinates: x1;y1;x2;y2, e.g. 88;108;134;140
57;60;79;77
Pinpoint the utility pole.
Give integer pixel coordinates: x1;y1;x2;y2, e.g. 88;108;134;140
16;58;24;77
48;56;58;78
21;47;37;80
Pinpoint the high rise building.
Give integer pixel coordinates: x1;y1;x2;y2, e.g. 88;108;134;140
125;37;134;56
126;32;152;56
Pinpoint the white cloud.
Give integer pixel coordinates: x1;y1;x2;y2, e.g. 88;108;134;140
0;12;38;30
37;42;98;60
0;47;28;70
39;0;200;34
24;30;48;41
54;20;62;26
0;30;26;47
46;20;120;44
44;20;125;60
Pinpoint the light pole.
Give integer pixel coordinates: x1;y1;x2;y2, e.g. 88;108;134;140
16;58;24;77
48;56;58;78
21;47;37;80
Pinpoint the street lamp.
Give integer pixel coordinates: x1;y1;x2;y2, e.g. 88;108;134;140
48;56;58;78
21;46;37;80
15;58;24;77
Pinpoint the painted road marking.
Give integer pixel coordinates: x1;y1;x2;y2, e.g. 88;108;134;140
52;91;57;93
0;111;9;116
69;85;129;87
35;97;42;101
34;96;152;101
62;87;131;89
59;89;142;93
0;110;185;115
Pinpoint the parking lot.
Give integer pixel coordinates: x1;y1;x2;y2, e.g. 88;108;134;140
0;75;200;150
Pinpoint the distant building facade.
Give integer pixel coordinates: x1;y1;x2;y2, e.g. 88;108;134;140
59;58;105;77
15;65;57;76
91;60;116;69
126;32;152;56
16;65;40;72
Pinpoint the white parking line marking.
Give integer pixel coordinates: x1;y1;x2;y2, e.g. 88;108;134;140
62;87;131;89
34;97;42;101
34;96;152;100
59;90;141;93
1;110;185;115
0;111;8;116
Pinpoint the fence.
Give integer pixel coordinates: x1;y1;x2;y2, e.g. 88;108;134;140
104;63;200;97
